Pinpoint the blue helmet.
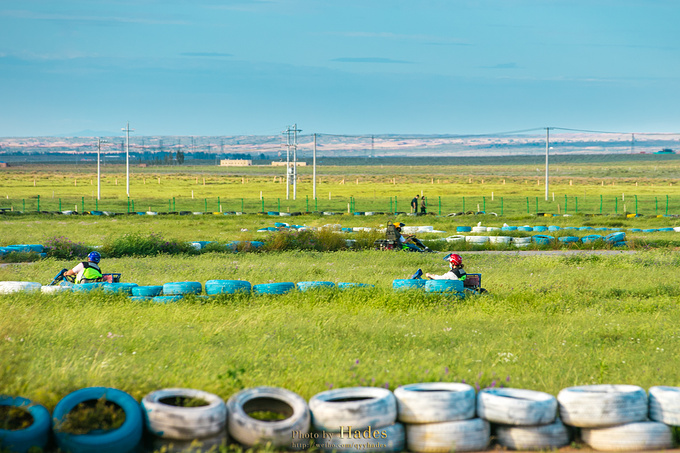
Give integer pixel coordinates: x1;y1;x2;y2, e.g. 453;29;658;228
87;251;101;263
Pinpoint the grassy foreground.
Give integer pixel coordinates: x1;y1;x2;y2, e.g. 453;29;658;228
1;250;679;410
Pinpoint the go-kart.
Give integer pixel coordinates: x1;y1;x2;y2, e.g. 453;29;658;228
49;268;122;286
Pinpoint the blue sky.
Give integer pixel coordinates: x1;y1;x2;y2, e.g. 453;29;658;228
1;0;679;136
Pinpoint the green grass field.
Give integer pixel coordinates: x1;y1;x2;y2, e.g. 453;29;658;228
2;158;680;451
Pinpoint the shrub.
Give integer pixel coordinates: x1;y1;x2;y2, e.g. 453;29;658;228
101;232;195;258
44;236;91;260
55;397;125;435
266;229;348;252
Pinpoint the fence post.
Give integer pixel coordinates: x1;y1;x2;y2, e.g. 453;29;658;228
173;197;176;211
439;196;442;216
241;198;244;213
635;195;638;215
389;197;393;213
655;197;658;215
535;196;538;214
277;198;281;212
59;198;62;211
315;197;318;211
261;197;264;213
204;198;208;212
501;197;504;216
395;196;398;213
483;196;486;212
306;195;309;213
23;199;25;211
600;194;603;214
666;195;669;215
82;197;85;213
575;196;578;214
218;197;221;212
615;197;618;214
37;195;40;212
95;199;98;211
462;196;465;212
564;195;568;214
526;197;529;214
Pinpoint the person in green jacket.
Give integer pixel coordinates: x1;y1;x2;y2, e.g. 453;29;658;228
63;251;103;283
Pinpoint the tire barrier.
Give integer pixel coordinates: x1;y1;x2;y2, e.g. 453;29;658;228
581;421;673;451
141;388;227;441
52;387;143;453
456;226;472;232
0;396;51;453
162;281;202;296
445;235;466;242
557;384;648;428
424;280;464;294
512;237;531;248
102;282;138;295
337;282;374;289
0;281;42;294
605;232;626;243
296;281;336;292
41;285;71;294
252;282;295;295
531;235;554;245
205;280;252;295
131;285;163;297
558;236;579;244
581;234;603;243
649;386;680;425
394;383;475;423
227;386;310;448
152;295;184;303
465;235;489;244
71;282;107;293
477;388;557;426
488;236;512;244
309;387;397;432
392;279;427;291
495;418;570;451
319;422;405;453
405;418;490;453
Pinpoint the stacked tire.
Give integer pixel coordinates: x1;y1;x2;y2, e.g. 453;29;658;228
142;388;227;452
558;384;672;451
395;383;488;452
478;387;569;450
310;387;404;453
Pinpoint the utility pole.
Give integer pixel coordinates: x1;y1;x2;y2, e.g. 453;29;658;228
545;127;550;201
97;138;108;200
282;124;302;200
121;122;134;197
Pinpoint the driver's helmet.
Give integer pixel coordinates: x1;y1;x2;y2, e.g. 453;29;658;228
448;253;463;266
87;251;101;263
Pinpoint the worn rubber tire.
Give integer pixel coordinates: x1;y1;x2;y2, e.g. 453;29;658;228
146;430;227;453
532;235;554;245
605;232;626;243
318;422;405;453
558;236;579;243
227;386;310;448
445;235;466;242
53;387;143;453
581;234;603;243
405;418;489;453
0;281;41;294
130;296;153;302
205;280;252;295
72;282;107;293
153;295;184;303
163;282;202;295
252;282;295;295
649;386;680;425
496;418;570;450
425;280;464;294
296;281;336;292
41;285;71;294
131;285;163;297
478;388;557;426
394;382;475;423
582;421;673;451
102;282;139;295
309;387;397;432
557;384;647;428
392;279;426;291
337;282;374;290
142;388;227;440
0;396;51;453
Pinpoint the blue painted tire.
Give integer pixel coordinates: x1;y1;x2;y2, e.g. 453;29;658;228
252;282;295;295
153;295;184;303
579;226;594;231
659;227;674;232
558;236;579;244
0;396;51;453
6;244;44;253
393;279;426;290
425;280;464;293
205;280;252;295
72;282;106;293
53;387;143;453
456;226;472;232
129;296;153;302
267;211;280;216
581;234;604;244
548;226;561;231
518;226;533;232
533;226;548;232
131;285;163;297
337;282;374;290
629;228;642;232
613;241;627;247
163;282;202;295
605;232;626;243
532;235;554;245
297;281;336;292
595;227;608;231
643;228;658;233
501;226;517;231
102;283;138;295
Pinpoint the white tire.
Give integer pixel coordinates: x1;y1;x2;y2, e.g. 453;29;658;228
557;385;647;428
41;285;71;294
471;226;487;233
477;388;556;426
142;388;227;440
445;235;466;243
227;386;310;448
496;418;570;450
582;421;673;451
148;430;227;452
405;418;489;453
649;386;680;425
489;236;512;244
465;235;489;243
309;387;397;432
394;382;475;423
0;281;41;294
318;422;405;453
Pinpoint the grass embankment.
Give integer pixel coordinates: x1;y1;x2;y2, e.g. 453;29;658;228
1;250;679;409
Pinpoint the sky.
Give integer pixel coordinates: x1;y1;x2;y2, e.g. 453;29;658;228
1;0;679;137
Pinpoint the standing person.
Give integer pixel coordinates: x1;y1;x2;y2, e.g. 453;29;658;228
63;251;103;283
420;195;427;214
411;195;419;213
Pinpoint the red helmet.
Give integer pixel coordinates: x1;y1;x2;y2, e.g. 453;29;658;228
448;253;463;266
